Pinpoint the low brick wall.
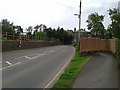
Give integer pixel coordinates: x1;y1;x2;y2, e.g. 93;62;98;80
2;41;62;52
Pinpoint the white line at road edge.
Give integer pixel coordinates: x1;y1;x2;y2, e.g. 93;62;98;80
0;62;21;70
45;48;75;88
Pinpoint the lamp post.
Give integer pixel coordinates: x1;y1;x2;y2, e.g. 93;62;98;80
74;0;82;49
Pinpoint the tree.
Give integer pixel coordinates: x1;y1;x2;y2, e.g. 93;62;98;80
64;30;73;44
2;19;15;33
34;25;40;34
36;32;47;38
26;26;33;35
14;25;23;34
86;12;106;39
108;8;120;39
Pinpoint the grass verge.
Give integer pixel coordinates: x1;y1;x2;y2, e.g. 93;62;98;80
52;44;90;89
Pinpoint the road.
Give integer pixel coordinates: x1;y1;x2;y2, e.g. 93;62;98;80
73;52;118;88
2;45;75;88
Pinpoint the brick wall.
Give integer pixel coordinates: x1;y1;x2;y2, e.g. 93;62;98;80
2;41;62;52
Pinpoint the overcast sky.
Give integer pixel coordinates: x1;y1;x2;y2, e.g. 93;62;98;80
0;0;119;31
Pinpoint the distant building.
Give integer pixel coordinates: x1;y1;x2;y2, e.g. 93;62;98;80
73;29;88;42
118;1;120;13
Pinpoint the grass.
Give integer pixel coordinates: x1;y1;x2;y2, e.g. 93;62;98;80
52;43;90;89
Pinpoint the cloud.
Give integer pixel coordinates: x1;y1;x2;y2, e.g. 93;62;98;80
0;0;119;30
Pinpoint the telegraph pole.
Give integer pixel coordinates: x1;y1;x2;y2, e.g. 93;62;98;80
79;0;81;40
78;0;82;49
74;0;82;49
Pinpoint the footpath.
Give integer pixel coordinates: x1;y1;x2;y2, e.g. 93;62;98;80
72;52;119;88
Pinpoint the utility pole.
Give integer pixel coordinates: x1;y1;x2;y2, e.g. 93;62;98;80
78;0;82;45
74;0;82;49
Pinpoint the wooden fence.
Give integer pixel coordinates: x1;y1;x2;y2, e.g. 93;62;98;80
80;38;117;54
1;32;58;42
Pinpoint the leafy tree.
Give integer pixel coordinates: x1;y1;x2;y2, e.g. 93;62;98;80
45;27;55;38
34;25;40;34
86;12;106;39
64;30;73;44
2;19;15;33
43;27;73;44
108;8;120;39
14;25;23;34
36;32;47;38
26;26;33;35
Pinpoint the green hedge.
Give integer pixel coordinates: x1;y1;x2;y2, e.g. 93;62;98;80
116;39;120;60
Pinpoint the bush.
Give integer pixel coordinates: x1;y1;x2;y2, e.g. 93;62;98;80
116;39;120;60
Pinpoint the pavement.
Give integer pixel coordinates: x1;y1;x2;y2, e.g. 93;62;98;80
72;52;119;88
2;45;75;88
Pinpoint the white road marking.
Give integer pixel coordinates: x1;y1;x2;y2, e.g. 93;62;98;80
31;54;44;59
0;62;21;70
25;56;31;59
15;53;39;60
45;48;75;88
15;56;24;59
43;51;50;54
25;54;45;60
5;61;12;66
38;54;45;56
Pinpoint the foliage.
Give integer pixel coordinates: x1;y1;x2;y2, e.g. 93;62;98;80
2;19;15;33
108;8;120;39
116;40;120;60
36;32;46;37
26;26;33;35
34;24;47;34
86;12;106;39
2;19;73;44
44;27;74;44
2;19;23;34
14;25;23;34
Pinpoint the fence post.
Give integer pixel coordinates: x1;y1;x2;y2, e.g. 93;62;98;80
6;32;7;40
28;35;30;41
19;34;22;47
13;33;15;40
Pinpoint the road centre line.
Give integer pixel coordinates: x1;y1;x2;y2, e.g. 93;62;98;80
5;61;12;66
25;56;31;59
1;46;65;71
0;62;21;70
15;53;39;60
14;46;63;60
30;54;44;59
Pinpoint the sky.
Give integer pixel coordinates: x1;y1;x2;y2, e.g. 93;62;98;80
0;0;119;31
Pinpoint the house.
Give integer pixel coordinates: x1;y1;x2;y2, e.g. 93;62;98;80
73;28;88;42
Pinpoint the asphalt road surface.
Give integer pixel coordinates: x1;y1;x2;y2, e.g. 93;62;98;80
73;52;118;88
2;45;75;88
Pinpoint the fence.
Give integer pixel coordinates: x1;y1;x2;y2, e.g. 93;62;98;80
80;38;118;54
1;32;59;42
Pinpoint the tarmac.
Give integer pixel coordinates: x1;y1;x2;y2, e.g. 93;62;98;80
72;52;119;88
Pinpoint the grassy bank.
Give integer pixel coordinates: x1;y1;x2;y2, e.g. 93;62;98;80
52;44;90;89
